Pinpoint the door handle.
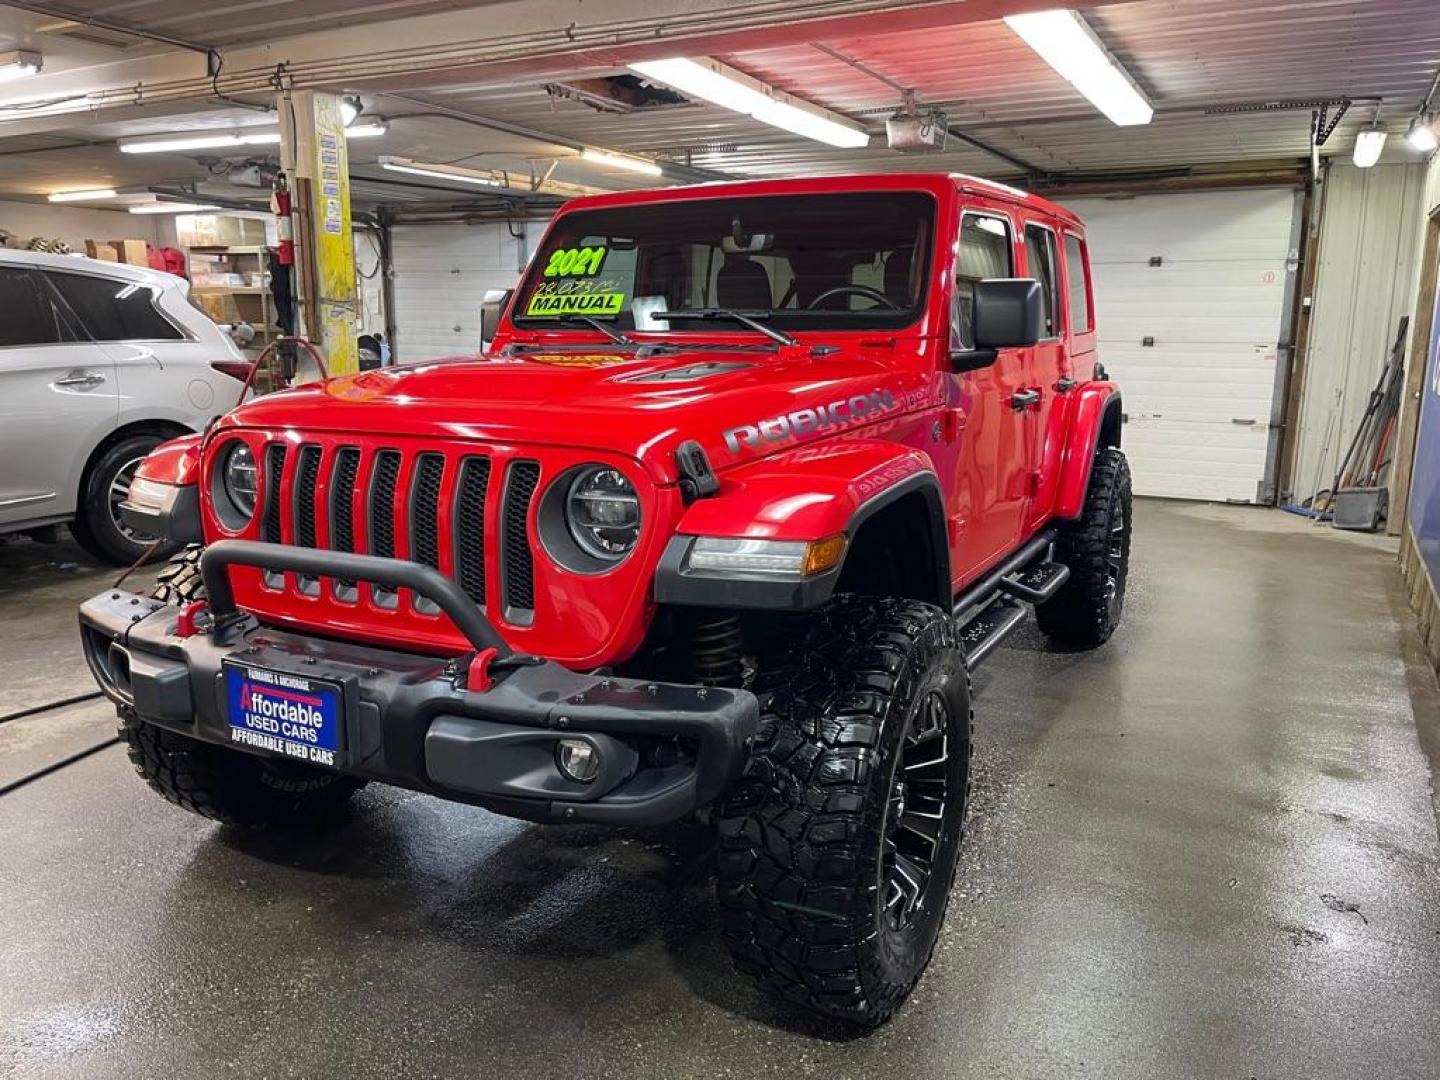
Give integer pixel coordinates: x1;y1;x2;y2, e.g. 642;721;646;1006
1010;389;1041;412
55;371;106;389
1054;377;1078;393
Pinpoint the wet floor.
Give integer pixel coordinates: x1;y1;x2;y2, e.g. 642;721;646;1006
1;500;1437;1079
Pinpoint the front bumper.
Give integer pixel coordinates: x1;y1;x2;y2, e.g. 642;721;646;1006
78;541;758;826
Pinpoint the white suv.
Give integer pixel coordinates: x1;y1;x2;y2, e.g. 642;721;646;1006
0;249;248;564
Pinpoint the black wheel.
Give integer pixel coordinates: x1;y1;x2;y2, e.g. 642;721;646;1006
1037;446;1132;647
115;547;366;829
716;595;972;1027
70;433;175;566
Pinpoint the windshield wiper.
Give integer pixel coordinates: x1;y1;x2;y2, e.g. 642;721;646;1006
651;308;797;347
557;314;633;345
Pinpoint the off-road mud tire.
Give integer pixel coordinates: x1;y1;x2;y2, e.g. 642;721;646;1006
1037;446;1132;648
716;595;972;1027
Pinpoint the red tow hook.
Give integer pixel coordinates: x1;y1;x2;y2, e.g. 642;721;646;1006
466;647;500;693
175;599;209;638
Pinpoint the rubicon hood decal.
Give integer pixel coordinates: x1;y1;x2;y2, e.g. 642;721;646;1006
723;388;899;455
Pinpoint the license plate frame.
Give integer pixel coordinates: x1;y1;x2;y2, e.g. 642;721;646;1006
221;659;346;769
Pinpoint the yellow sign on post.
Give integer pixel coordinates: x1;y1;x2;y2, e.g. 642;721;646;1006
285;90;358;377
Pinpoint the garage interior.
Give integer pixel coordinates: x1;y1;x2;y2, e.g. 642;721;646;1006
3;0;1440;1076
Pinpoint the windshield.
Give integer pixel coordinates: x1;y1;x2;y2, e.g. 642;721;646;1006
513;192;936;335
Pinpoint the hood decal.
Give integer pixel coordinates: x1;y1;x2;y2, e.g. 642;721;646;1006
723;387;902;456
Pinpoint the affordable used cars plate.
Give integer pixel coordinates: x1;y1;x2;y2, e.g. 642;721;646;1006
222;660;343;768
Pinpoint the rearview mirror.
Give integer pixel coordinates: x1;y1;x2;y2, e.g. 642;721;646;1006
974;278;1043;350
480;288;514;348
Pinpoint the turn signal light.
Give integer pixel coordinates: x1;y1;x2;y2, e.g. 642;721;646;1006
803;534;847;576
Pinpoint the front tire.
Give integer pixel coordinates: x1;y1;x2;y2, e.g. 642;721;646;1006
716;596;972;1027
116;546;365;829
71;433;175;566
1037;446;1132;648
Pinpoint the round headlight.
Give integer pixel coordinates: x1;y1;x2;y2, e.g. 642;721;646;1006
565;467;640;561
222;442;258;519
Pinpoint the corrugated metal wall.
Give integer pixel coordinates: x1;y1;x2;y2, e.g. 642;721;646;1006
391;220;541;363
1290;161;1429;505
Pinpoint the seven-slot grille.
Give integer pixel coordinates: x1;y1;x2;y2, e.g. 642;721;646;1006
256;441;539;622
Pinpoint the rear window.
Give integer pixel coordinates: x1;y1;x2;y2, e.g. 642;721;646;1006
1064;233;1091;334
514;192;937;333
44;271;184;342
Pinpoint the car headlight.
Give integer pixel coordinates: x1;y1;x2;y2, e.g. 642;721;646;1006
221;441;258;519
565;467;640;560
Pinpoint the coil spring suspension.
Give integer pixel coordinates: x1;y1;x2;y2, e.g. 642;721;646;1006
687;613;743;686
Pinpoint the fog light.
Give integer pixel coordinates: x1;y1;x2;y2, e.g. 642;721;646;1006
556;737;601;783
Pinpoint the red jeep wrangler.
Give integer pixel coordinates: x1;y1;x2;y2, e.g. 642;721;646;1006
80;173;1129;1027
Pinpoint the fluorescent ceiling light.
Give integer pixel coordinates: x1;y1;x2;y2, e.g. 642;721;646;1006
128;202;221;214
1405;116;1438;154
120;132;246;154
0;50;41;84
1353;127;1387;168
379;156;502;187
629;57;869;149
48;189;117;203
345;121;388;139
119;122;386;155
1003;10;1153;127
580;148;662;176
340;96;362;127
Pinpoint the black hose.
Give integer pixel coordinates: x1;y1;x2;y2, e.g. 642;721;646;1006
0;738;120;798
0;691;103;726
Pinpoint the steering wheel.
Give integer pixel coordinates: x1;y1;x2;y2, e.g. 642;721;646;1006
805;284;901;311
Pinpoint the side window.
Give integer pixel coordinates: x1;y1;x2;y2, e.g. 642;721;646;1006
953;213;1014;350
1024;224;1060;338
1064;233;1091;334
45;271;184;342
0;268;64;348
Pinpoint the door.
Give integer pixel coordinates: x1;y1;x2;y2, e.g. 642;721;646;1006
0;266;118;528
41;268;198;418
391;221;544;361
1060;189;1299;502
1021;220;1068;530
943;208;1034;585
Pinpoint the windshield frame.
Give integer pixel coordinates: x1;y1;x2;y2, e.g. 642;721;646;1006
508;189;940;339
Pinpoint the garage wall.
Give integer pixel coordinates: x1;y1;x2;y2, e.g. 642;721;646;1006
0;200;161;251
1289;161;1428;505
390;219;545;363
1062;189;1300;503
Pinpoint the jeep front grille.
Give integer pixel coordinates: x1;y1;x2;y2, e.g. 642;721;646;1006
252;439;543;628
501;461;541;621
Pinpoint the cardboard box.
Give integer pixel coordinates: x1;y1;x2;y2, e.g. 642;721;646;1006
84;240;119;262
117;239;149;265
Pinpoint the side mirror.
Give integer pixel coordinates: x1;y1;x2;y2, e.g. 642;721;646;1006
480;288;514;347
974;278;1043;350
949;278;1044;372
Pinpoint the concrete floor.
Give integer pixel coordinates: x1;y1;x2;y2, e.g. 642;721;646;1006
1;500;1437;1080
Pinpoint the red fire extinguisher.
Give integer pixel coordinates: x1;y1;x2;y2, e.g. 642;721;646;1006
273;174;294;266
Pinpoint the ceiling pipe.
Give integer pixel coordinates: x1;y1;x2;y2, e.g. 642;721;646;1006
379;93;736;183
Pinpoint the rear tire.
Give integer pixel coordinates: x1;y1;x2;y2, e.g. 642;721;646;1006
71;433;176;566
716;595;972;1027
1037;446;1132;647
116;546;365;829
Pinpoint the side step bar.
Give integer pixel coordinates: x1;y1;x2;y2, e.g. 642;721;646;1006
953;530;1068;669
959;598;1027;668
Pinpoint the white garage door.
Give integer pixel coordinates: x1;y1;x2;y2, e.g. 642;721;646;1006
1061;189;1300;503
391;221;542;363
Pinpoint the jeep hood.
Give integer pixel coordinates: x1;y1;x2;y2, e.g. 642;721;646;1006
216;345;940;484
